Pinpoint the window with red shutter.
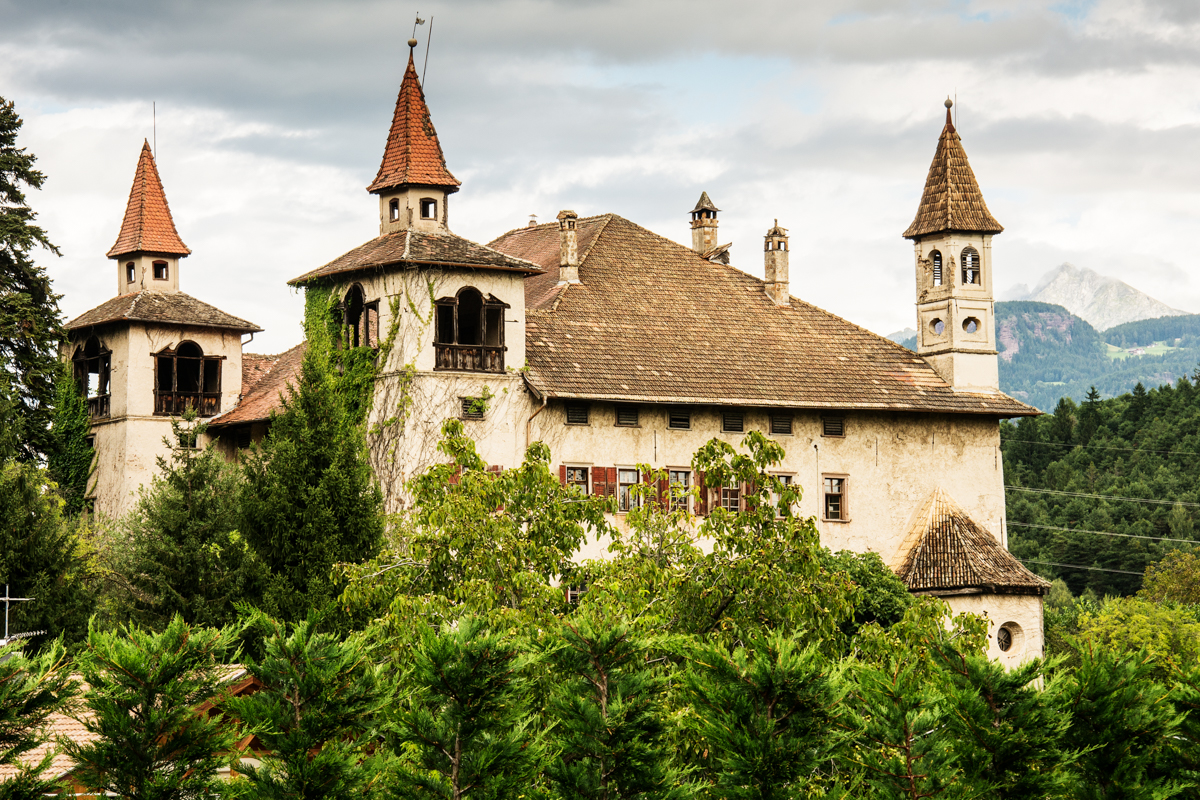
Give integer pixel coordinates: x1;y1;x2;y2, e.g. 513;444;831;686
694;470;708;515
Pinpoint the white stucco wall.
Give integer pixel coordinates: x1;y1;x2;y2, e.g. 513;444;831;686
942;592;1045;667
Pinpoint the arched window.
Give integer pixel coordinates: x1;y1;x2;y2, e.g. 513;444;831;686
338;284;379;349
434;286;507;372
961;246;981;285
155;341;223;416
73;336;111;418
930;250;942;286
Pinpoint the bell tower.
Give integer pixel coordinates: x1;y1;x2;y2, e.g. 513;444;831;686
903;99;1003;393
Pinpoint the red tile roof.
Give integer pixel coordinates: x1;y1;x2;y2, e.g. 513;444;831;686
209;342;306;427
66;291;260;333
106;141;191;258
902;108;1003;239
366;47;460;194
490;214;1037;417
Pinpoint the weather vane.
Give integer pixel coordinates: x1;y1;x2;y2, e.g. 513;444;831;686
412;13;425;39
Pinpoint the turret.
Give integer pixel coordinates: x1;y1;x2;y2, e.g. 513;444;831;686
690;191;720;254
764;219;789;306
107;141;190;295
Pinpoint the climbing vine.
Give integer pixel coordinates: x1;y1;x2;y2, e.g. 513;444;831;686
48;363;94;515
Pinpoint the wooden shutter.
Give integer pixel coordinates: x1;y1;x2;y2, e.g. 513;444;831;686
657;476;669;510
592;468;608;498
606;467;618;498
487;465;502;474
449;465;462;485
559;465;567;485
695;469;708;515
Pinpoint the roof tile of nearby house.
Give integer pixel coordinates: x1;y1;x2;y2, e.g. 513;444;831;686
489;214;1036;416
366;47;460;194
902;109;1004;239
890;488;1050;595
106;141;192;258
209;342;306;427
287;229;541;286
65;291;260;333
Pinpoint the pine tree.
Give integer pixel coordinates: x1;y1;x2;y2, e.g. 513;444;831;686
1077;386;1101;445
224;612;391;800
392;618;543;799
123;409;263;629
0;640;77;800
47;364;93;516
63;616;241;800
0;97;63;462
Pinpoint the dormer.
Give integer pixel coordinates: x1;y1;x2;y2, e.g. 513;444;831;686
107;141;191;295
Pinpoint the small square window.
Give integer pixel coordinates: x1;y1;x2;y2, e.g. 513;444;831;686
615;406;639;427
770;414;793;435
668;410;691;430
669;469;690;512
565;584;588;604
565;402;589;425
420;198;437;219
565;466;589;493
823;476;847;521
153;261;168;280
461;397;485;420
721;483;741;512
722;411;744;433
822;416;844;437
85;435;96;450
617;468;641;513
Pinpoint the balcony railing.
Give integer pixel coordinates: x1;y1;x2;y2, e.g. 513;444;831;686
154;392;221;417
434;344;504;373
87;394;110;420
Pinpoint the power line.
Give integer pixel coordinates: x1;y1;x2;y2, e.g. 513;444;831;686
1020;559;1143;576
1001;437;1200;458
1009;522;1199;545
1006;486;1200;509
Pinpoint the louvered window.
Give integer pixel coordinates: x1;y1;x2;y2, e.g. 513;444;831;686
461;397;485;420
722;412;744;433
668;410;691;430
565;402;589;425
615;406;639;427
770;414;793;435
822;416;844;437
961;246;981;285
931;250;942;286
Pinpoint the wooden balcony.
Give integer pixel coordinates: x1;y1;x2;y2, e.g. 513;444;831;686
434;344;505;373
87;394;110;420
154;392;221;417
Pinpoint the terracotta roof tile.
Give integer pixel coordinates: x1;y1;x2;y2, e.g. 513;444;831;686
209;342;305;427
366;47;460;194
903;109;1003;239
288;229;540;286
66;291;261;333
106;141;191;258
891;488;1050;595
490;215;1036;417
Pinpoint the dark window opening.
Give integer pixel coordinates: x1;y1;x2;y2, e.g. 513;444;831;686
154;341;222;416
420;198;437;219
461;397;485;420
997;626;1013;652
126;262;136;283
961;246;980;285
669;469;690;512
365;301;380;348
436;303;455;344
236;427;252;450
668;410;691;429
338;285;379;350
822;416;844;437
153;261;168;281
85;435;95;450
433;287;507;373
722;411;744;433
770;414;793;435
931;250;942;286
389;198;400;222
565;402;589;425
565;584;588;604
458;289;483;345
823;476;846;521
73;336;111;419
615;406;639;427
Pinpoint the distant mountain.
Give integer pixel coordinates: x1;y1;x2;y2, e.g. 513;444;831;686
1008;263;1188;331
885;327;916;344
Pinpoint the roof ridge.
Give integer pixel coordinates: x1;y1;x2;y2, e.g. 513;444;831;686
576;214;615;266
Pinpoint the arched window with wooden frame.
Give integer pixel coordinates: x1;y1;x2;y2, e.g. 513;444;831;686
930;250;943;286
154;341;223;416
72;336;111;419
960;246;981;286
337;284;380;350
434;286;507;372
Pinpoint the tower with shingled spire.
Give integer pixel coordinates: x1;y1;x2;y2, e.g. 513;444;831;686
369;38;461;236
904;98;1003;393
108;140;191;295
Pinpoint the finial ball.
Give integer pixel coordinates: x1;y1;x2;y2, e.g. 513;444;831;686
408;38;418;48
944;97;953;109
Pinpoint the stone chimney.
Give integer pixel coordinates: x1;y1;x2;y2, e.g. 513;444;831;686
557;210;580;284
690;191;720;254
764;219;789;306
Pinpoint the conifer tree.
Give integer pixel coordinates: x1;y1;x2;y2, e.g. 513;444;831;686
1077;386;1102;444
0;97;63;462
392;618;542;799
64;616;241;800
225;612;390;800
0;640;76;800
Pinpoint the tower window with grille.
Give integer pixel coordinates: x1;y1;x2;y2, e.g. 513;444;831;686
615;406;639;427
961;247;981;285
931;250;942;286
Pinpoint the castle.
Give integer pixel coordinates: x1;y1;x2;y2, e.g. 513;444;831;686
65;46;1048;664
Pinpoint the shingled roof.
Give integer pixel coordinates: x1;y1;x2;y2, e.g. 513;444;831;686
902;106;1003;239
66;291;260;333
106;141;191;258
489;214;1036;417
209;342;306;427
891;488;1050;595
366;45;460;194
288;229;540;286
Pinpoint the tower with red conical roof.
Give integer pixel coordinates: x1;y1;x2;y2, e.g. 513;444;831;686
904;98;1003;393
108;140;191;295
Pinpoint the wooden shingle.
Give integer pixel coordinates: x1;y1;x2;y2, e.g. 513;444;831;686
902;109;1003;239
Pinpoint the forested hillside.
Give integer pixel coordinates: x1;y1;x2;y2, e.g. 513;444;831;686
1002;375;1200;596
1104;313;1200;348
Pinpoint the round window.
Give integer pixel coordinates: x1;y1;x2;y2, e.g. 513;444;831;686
929;318;945;335
963;317;980;334
997;621;1022;653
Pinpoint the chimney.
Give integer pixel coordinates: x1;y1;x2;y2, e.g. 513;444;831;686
557;210;580;284
690;191;720;254
764;219;789;306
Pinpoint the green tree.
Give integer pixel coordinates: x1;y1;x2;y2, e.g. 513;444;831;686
392;618;543;799
1142;551;1200;605
1076;597;1200;672
681;633;845;799
225;612;390;800
46;364;93;516
0;97;63;462
0;640;77;800
123;410;262;629
64;615;241;800
821;550;912;638
1077;386;1101;444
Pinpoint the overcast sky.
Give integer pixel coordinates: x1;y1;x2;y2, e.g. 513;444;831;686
4;0;1200;354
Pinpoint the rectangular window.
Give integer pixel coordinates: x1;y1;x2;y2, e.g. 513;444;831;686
565;466;589;493
153;261;168;280
565;402;589;425
615;406;639;427
617;468;640;513
822;416;844;438
722;411;744;433
365;301;380;348
565;584;588;604
85;435;95;450
202;359;220;395
483;306;503;348
461;397;485;420
668;410;691;430
770;414;793;435
436;303;455;344
823;476;847;521
236;427;252;450
772;474;794;517
669;469;690;512
126;263;135;283
721;482;741;512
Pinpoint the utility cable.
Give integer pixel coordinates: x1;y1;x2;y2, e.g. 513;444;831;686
1000;437;1200;458
1019;559;1143;576
1005;486;1200;508
1008;522;1199;545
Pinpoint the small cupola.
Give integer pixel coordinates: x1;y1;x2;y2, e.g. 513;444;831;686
764;219;789;306
557;210;581;285
690;191;720;254
107;140;190;296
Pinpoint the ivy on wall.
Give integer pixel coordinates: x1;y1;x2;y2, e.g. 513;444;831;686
48;363;94;516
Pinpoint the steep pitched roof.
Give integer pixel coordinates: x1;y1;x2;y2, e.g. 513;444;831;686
691;191;719;213
366;47;460;194
891;488;1050;595
209;342;306;427
287;229;540;286
106;141;191;258
902;107;1003;239
489;215;1036;417
66;291;260;333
